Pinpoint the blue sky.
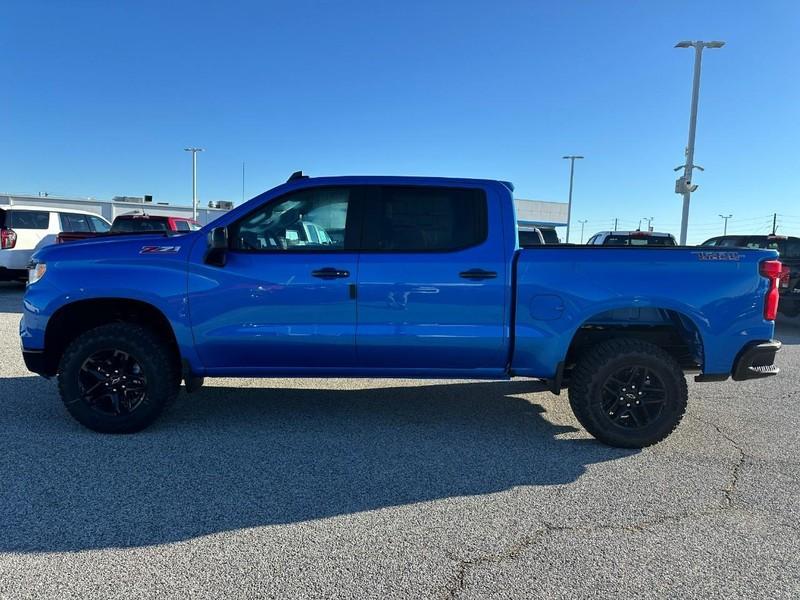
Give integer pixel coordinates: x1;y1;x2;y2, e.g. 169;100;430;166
1;0;798;242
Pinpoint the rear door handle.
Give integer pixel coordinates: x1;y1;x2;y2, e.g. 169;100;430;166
459;269;497;280
312;267;350;279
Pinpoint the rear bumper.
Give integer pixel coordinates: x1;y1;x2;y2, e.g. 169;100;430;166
731;340;781;381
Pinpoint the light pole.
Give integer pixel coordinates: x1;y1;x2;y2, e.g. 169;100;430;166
643;216;654;231
184;147;204;220
719;213;732;235
674;40;725;245
563;155;584;243
578;219;588;243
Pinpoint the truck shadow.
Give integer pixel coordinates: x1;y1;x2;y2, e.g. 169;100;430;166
0;283;24;314
0;376;635;553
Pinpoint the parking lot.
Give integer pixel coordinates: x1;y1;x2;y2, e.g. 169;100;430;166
0;282;798;599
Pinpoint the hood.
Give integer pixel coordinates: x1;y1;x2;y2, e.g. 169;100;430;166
32;232;202;264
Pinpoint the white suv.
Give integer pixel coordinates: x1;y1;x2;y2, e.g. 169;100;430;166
0;206;111;281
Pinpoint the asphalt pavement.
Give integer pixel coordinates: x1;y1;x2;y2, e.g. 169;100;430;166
0;282;798;599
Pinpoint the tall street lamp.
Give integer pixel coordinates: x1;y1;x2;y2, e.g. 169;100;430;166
184;147;204;220
719;213;732;235
578;219;588;244
563;155;584;243
674;40;725;245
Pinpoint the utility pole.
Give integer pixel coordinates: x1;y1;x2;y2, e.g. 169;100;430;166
643;216;654;231
772;213;778;235
613;217;619;231
562;155;584;243
578;219;588;243
674;40;725;245
184;147;204;220
719;213;732;235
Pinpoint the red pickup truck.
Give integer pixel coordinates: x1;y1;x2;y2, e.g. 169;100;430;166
57;214;201;243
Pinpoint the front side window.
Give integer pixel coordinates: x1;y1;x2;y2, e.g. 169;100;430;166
174;220;191;232
230;187;352;251
89;215;110;232
362;186;487;251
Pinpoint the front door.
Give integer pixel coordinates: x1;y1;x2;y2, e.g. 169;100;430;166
188;186;362;372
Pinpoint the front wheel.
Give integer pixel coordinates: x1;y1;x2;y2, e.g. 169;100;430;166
568;339;688;448
58;323;179;433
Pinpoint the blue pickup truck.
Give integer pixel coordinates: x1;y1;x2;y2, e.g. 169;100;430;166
20;174;783;447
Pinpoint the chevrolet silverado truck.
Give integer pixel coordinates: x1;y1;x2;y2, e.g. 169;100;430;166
20;174;783;447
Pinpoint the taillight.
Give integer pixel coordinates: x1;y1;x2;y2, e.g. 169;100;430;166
759;259;782;321
0;227;16;249
779;264;790;289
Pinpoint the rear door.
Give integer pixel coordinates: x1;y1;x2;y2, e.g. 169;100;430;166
355;185;508;374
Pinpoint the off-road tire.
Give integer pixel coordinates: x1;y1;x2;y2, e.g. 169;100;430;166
58;323;179;433
568;339;688;448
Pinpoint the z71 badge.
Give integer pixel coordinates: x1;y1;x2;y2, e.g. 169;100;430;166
140;245;181;254
692;251;743;261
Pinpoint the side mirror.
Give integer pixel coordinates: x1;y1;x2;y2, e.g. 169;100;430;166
204;226;228;267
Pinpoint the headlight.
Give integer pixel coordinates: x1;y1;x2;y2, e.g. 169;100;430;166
28;262;47;285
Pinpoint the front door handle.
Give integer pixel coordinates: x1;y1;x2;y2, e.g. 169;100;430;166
312;267;350;280
459;269;497;280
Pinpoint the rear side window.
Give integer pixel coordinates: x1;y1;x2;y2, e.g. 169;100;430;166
60;213;91;233
363;186;487;251
7;210;50;229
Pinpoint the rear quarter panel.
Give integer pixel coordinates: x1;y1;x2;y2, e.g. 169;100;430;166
512;247;777;378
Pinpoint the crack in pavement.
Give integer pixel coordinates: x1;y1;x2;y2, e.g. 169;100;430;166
440;413;749;600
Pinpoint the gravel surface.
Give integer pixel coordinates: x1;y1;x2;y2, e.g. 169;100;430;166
0;282;798;599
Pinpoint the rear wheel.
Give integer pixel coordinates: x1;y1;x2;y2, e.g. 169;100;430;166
58;323;179;433
568;339;688;448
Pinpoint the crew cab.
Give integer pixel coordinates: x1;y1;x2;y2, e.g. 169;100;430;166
20;175;783;447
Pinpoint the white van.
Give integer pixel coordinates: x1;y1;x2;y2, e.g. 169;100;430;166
0;206;111;280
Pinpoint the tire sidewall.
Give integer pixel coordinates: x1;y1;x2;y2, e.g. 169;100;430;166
58;325;173;433
570;342;688;448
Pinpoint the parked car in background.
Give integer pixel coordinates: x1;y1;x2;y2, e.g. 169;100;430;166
587;230;677;246
701;234;800;317
518;227;545;246
0;206;111;280
538;226;560;244
110;213;201;234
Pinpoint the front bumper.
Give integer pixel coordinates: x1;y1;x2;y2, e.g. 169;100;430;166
22;349;49;376
731;340;781;381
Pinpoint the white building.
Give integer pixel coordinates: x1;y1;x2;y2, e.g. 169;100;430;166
514;198;568;228
0;193;232;226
